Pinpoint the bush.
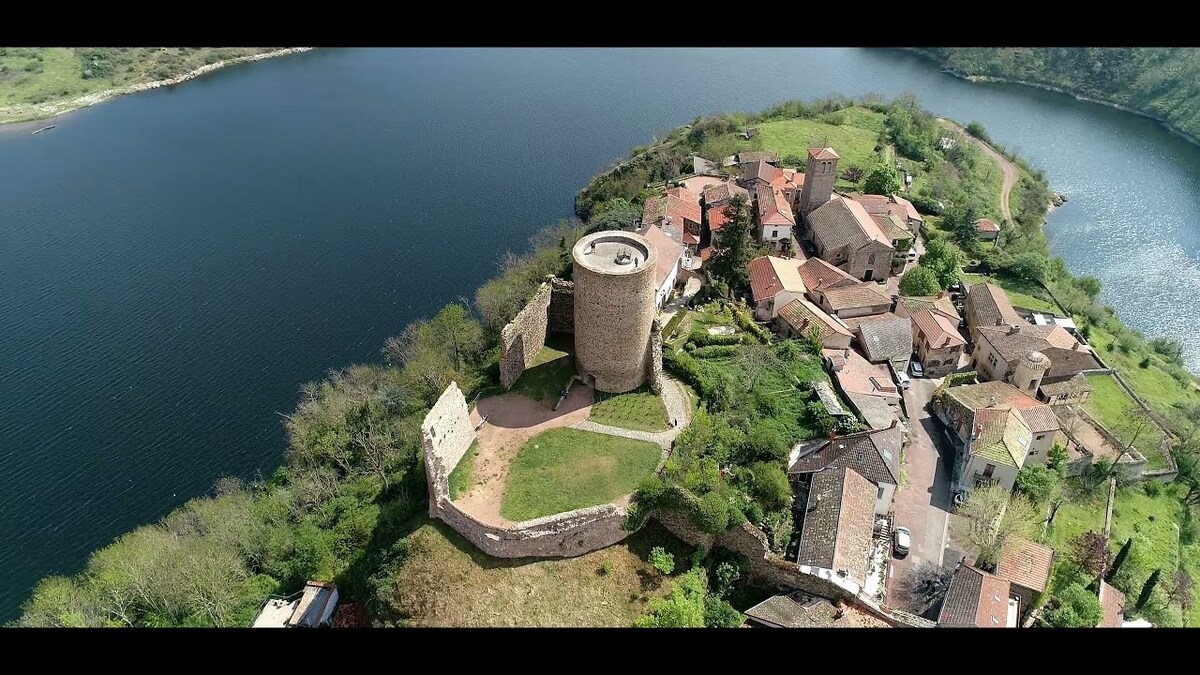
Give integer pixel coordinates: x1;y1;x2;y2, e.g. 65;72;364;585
910;193;943;216
703;595;745;628
899;265;942;296
1142;480;1163;497
649;546;676;575
1044;583;1102;627
748;462;791;511
690;345;740;359
693;491;731;534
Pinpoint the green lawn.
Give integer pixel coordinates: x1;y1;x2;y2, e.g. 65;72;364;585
1;48;278;123
757;112;885;190
500;428;662;521
1085;374;1168;469
1046;482;1198;626
509;340;575;403
960;272;1060;314
589;387;671;432
670;302;738;349
448;440;480;500
1085;323;1200;419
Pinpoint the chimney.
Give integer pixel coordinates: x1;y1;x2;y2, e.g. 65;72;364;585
809;494;822;512
1008;325;1020;335
936;291;946;299
889;418;899;430
1073;342;1081;351
972;424;982;440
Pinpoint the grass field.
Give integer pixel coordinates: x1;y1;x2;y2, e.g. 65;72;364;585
1046;482;1199;626
500;428;662;521
1085;323;1200;420
590;387;670;432
448;440;480;500
960;272;1060;314
1085;374;1168;469
0;48;278;123
509;340;574;403
757;111;883;190
391;516;693;627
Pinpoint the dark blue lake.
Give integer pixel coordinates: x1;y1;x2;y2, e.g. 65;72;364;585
2;47;1197;620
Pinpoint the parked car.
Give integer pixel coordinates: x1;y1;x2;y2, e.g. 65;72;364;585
909;360;924;378
893;526;911;557
948;281;962;293
895;371;911;390
802;241;817;256
906;249;918;262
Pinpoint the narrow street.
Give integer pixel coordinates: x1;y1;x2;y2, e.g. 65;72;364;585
886;376;956;612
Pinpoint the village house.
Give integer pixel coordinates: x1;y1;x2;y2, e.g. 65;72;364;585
754;183;797;251
804;196;897;282
849;192;925;232
776;297;853;349
638;224;686;310
973;325;1100;404
938;563;1018;628
640;186;703;253
975;218;1001;241
788;423;903;516
701;181;749;249
997;538;1054;621
822;347;902;430
791;466;878;592
933;380;1060;495
814;281;893;319
841;313;913;373
743;592;891;628
896;294;967;378
964;282;1023;343
748;255;807;320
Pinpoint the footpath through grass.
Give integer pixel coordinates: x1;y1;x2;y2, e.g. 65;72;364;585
589;387;671;432
500;428;662;521
1084;374;1167;469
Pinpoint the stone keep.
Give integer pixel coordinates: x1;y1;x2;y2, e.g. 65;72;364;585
800;146;839;217
571;231;658;394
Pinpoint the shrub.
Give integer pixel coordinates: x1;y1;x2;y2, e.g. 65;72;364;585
693;491;731;534
691;345;740;359
749;463;792;512
598;562;612;576
649;546;676;575
1139;356;1152;368
1141;480;1163;497
1044;583;1102;628
704;595;744;628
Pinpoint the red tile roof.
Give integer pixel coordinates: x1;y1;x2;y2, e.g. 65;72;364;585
640;225;686;290
798;257;857;294
976;218;1001;233
938;565;1014;628
707;206;730;232
702;181;749;206
820;282;892;312
777;298;853;344
643;187;702;232
1098;581;1125;628
891;195;923;223
911;308;966;349
748;255;805;304
755;184;796;227
809;147;840;160
997;538;1054;594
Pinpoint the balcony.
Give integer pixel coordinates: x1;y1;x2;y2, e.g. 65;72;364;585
973;473;1000;488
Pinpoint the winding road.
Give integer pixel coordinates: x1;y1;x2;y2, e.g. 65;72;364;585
939;118;1019;223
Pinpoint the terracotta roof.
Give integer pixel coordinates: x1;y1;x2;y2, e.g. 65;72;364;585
857;316;913;364
795;466;877;587
755;184;795;227
891;195;923;223
978;324;1092;367
809;147;840;160
938;565;1013;628
944;381;1060;434
798;256;858;294
897;294;961;322
967;283;1022;329
702;181;749;206
738;150;779;165
639;225;685;290
820;282;892;312
1041;345;1102;379
707;204;731;232
778;168;804;191
976;218;1001;233
911;308;966;349
871;213;913;243
940;381;1059;466
1098;581;1125;628
808;196;892;252
778;298;852;344
821;348;847;370
851;193;923;226
997;538;1054;594
1038;372;1093;398
642;187;702;232
850;194;891;213
744;593;890;628
789;424;902;486
742;160;784;187
748;255;806;304
830;348;901;401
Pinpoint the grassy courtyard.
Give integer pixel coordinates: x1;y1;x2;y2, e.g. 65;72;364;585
589;387;671;432
509;337;575;403
500;428;662;522
391;516;692;627
960;272;1060;314
447;440;480;500
1084;374;1168;469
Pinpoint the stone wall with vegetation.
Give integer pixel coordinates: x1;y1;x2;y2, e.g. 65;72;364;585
499;283;551;390
645;318;664;394
547;277;575;335
435;500;633;559
422;382;478;511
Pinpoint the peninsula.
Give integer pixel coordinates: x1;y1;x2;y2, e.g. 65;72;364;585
14;94;1200;630
0;48;312;125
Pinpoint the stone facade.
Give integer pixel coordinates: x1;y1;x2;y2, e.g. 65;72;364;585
572;231;658;393
421;382;477;511
844;244;895;283
435;500;633;558
499;283;552;390
547;277;575;335
645;318;664;394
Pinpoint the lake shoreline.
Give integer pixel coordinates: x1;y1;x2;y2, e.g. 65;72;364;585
0;48;314;128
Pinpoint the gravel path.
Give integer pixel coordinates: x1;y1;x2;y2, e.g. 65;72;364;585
939;118;1019;223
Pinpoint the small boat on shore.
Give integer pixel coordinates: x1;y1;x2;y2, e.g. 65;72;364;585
31;124;56;135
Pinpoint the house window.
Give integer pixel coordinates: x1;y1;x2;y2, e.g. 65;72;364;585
771;229;778;238
868;254;876;265
877;485;885;500
1028;379;1037;390
983;464;995;477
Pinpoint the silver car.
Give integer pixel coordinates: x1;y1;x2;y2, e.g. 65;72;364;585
893;526;911;557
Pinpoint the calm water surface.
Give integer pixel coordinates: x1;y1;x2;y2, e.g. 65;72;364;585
1;48;1197;619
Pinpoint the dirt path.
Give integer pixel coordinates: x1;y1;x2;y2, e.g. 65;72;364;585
939;118;1018;224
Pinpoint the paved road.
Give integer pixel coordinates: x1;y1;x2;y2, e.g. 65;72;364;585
886;376;956;612
939;118;1019;224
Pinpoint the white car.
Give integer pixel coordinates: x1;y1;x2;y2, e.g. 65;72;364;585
893;526;911;557
909;360;925;378
895;372;911;390
906;249;918;262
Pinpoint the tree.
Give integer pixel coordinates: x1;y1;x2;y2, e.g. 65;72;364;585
863;161;901;196
1068;530;1110;580
748;462;791;512
943;203;982;249
649;547;676;575
900;562;954;616
1174;451;1200;506
713;561;741;597
635;567;707;627
588;197;642;231
1007;251;1050;284
1044;582;1103;628
950;485;1041;570
1109;533;1151;596
738;343;779;391
1118;405;1155;462
1106;537;1133;583
708;194;755;293
919;237;964;289
898;265;941;296
1015;465;1060;503
1074;275;1102;298
1046;442;1070;475
704;595;745;627
842;165;865;182
1171;570;1194;625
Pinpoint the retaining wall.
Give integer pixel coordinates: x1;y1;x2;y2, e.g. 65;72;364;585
548;277;575;335
499;283;552;390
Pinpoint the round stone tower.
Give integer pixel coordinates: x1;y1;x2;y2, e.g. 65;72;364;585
1014;350;1051;397
572;230;658;394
